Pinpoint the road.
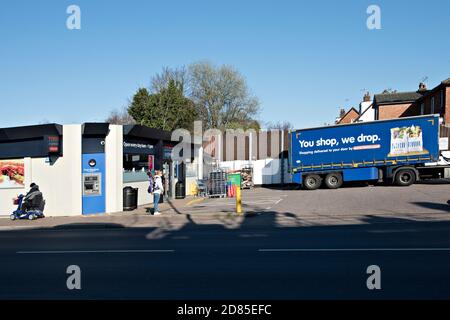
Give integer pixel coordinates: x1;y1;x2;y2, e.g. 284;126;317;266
1;183;450;299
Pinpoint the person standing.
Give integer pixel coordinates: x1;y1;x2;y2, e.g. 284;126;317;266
147;171;154;194
152;170;164;215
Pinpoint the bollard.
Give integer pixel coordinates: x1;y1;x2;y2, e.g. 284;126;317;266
236;186;242;215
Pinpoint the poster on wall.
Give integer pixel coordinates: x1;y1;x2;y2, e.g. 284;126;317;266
0;159;25;189
148;155;154;172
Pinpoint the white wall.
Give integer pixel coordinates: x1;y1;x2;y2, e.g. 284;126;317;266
358;101;375;122
123;181;153;206
0;125;82;217
105;125;124;213
31;125;83;217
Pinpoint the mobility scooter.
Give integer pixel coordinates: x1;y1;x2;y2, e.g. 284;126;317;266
10;192;45;221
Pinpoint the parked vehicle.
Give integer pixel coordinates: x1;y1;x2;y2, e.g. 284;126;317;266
289;115;450;189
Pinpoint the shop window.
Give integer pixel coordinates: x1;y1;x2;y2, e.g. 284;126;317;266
123;154;152;183
185;162;198;178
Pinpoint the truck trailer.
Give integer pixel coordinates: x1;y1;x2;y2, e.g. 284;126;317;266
289;115;450;189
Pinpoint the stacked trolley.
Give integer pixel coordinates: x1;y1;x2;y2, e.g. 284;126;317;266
207;170;227;198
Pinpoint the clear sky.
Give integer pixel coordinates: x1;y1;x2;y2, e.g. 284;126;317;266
0;0;449;129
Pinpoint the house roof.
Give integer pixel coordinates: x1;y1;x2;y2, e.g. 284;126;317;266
373;92;423;105
337;107;359;124
442;78;450;85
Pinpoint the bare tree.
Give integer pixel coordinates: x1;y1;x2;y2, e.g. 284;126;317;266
106;106;136;125
266;121;294;130
151;66;189;95
189;61;260;129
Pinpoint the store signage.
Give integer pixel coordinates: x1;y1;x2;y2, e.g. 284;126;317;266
123;141;154;150
46;135;60;153
148;155;154;171
123;141;155;154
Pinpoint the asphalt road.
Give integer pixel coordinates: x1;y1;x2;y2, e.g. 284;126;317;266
1;183;450;299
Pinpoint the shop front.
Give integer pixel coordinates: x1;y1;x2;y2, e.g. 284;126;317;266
0;122;199;217
122;125;188;206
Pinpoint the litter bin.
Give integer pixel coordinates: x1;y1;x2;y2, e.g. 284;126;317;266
175;181;185;199
123;186;138;211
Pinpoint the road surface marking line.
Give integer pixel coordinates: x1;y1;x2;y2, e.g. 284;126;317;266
186;198;206;206
258;248;450;252
16;249;175;254
265;198;284;210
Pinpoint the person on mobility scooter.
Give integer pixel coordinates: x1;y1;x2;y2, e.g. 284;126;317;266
10;183;46;220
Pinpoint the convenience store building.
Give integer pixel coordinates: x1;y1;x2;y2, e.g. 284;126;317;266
0;123;200;217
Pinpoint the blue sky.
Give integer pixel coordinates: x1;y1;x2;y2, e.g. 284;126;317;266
0;0;449;129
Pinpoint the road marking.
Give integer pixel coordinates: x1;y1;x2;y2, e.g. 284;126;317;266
265;198;284;210
186;198;206;206
16;249;175;254
258;248;450;252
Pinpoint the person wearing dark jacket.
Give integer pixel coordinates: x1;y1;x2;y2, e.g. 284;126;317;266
22;183;42;211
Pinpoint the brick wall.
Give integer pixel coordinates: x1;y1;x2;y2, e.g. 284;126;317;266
338;109;359;124
420;90;443;115
378;103;413;120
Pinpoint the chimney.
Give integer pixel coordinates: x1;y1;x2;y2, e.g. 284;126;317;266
418;82;428;92
363;92;371;102
339;108;346;118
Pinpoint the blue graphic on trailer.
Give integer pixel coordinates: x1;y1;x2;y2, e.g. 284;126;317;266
82;153;106;215
291;115;440;171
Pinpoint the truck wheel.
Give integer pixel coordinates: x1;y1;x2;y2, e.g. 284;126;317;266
325;173;343;189
303;174;322;190
395;169;416;187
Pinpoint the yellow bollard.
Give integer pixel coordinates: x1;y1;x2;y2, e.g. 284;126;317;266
236;186;242;215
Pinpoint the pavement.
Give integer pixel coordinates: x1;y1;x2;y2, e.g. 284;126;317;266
2;182;450;231
1;183;450;299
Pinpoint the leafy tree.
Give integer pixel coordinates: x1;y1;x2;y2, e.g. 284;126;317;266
128;80;197;131
110;62;261;132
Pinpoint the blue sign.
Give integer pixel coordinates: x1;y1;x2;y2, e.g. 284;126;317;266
82;153;106;215
291;115;439;171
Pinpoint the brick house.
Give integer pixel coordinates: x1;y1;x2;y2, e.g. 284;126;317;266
336;107;359;124
373;78;450;123
373;90;424;120
415;78;450;123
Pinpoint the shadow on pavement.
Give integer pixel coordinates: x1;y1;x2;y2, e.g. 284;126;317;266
411;202;450;212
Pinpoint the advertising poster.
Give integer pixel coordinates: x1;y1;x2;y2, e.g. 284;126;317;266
148;155;154;171
0;159;25;189
291;116;439;167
